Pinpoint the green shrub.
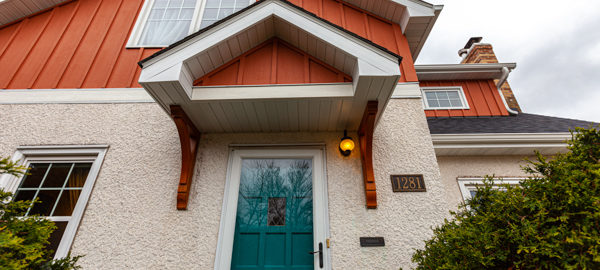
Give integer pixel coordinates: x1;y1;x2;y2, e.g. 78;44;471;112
412;127;600;269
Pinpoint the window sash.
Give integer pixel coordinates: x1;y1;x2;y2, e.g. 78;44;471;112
0;146;108;260
421;87;469;110
127;0;254;47
457;177;524;201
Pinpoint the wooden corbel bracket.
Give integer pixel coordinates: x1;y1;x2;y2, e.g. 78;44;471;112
358;101;378;209
170;105;201;210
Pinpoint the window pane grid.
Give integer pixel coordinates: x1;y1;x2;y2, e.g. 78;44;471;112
14;162;90;218
24;163;53;216
200;0;249;29
139;0;197;46
424;90;465;109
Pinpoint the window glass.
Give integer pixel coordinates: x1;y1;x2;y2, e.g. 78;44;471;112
139;0;198;46
424;89;466;109
200;0;249;29
14;162;91;217
13;162;92;255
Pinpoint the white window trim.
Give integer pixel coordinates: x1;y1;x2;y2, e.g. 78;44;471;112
0;145;108;259
214;147;331;270
421;86;470;110
127;0;254;48
457;177;525;201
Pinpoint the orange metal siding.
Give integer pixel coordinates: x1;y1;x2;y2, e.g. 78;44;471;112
0;0;159;89
195;38;351;86
421;80;509;117
0;0;416;90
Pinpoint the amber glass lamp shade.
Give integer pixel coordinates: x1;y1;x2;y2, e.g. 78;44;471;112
339;130;355;156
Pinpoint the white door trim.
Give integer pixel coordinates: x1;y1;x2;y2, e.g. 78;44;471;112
214;148;331;270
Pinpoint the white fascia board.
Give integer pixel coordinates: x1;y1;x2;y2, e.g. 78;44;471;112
0;88;154;104
191;83;353;102
415;63;517;80
393;0;435;16
431;133;571;150
410;4;442;60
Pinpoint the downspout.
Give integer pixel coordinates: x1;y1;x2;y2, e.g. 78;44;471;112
497;66;519;115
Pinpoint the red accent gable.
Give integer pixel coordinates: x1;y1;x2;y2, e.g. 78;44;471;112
194;38;352;86
421;80;510;117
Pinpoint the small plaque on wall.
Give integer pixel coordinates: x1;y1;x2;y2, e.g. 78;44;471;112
360;237;385;247
391;175;426;192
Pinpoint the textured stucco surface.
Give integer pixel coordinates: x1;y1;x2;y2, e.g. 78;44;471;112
437;155;532;209
0;99;450;269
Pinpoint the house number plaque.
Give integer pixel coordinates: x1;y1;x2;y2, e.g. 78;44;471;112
391;175;426;192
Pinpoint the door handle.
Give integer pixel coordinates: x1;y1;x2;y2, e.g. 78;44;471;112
308;242;323;268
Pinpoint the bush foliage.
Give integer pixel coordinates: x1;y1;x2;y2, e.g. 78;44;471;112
0;158;81;269
412;127;600;269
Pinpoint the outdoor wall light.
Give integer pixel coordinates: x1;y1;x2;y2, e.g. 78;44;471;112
339;130;355;156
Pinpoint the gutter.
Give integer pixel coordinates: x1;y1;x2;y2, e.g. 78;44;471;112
496;66;519;115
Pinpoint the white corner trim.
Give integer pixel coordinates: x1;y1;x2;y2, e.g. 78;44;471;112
0;88;154;104
391;82;421;99
0;145;108;260
191;83;354;102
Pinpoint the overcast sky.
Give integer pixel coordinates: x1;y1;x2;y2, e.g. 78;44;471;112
416;0;600;123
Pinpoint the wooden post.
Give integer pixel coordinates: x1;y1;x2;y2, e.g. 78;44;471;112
170;105;201;210
358;101;378;209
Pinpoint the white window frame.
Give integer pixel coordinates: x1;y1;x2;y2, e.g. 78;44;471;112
214;147;331;270
457;177;525;201
421;86;470;110
127;0;254;48
0;145;108;259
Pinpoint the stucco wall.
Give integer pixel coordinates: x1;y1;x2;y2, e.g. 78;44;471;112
436;155;532;210
0;99;450;269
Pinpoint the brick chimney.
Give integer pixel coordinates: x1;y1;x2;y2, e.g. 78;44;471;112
458;37;522;112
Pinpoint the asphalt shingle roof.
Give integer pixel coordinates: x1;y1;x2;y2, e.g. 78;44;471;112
427;113;598;134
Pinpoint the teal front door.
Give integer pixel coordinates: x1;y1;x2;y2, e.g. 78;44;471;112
231;159;315;270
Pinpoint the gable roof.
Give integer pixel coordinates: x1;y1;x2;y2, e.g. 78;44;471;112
137;0;403;133
427;113;598;134
139;0;402;68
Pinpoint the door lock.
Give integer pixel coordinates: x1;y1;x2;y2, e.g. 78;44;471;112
308;242;324;268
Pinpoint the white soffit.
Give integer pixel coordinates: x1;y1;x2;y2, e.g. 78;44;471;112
139;0;401;133
343;0;442;60
0;0;66;26
415;63;517;81
431;133;570;156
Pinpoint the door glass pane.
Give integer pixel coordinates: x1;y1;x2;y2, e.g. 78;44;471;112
232;158;314;269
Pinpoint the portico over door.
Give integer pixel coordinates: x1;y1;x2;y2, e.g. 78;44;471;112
215;148;330;270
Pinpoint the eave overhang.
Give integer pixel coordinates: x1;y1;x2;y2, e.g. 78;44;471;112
138;0;402;133
0;0;68;27
343;0;442;60
415;63;517;81
431;132;570;156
